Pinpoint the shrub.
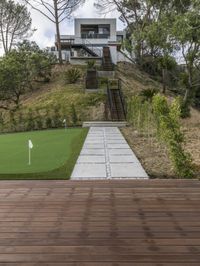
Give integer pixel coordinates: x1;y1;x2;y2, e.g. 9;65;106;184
65;68;81;84
46;116;53;129
140;88;159;102
35;110;43;130
52;105;62;128
45;109;53;129
127;94;194;178
9;111;17;132
177;96;191;118
70;104;78;126
18;112;25;131
87;60;96;69
26;109;35;131
152;95;194;178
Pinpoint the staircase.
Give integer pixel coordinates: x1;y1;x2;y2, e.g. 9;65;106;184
103;47;114;71
107;79;126;121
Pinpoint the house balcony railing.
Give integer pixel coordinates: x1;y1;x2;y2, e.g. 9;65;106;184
81;33;110;39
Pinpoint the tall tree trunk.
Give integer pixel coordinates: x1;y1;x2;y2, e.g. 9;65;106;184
54;0;62;64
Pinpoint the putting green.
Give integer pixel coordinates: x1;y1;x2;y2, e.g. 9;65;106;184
0;128;87;177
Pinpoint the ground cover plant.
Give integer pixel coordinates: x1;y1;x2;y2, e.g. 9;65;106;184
0;128;88;179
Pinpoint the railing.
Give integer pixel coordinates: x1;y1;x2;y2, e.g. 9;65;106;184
55;35;103;57
107;81;113;116
118;79;127;118
81;33;110;39
82;39;102;57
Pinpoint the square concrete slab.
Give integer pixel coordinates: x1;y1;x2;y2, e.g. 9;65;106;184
84;139;105;144
109;149;134;155
106;136;125;140
71;164;107;179
107;143;130;149
81;149;105;155
110;163;148;178
78;155;106;163
106;139;127;144
83;143;105;149
109;155;140;163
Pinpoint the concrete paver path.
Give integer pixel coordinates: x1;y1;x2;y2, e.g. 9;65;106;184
71;127;148;180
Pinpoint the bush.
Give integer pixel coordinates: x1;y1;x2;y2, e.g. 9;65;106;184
177;96;191;118
35;110;43;130
26;109;35;131
140;88;159;102
70;104;78;126
128;94;194;178
9;111;17;132
65;68;81;84
87;60;96;69
152;95;194;178
52;105;62;128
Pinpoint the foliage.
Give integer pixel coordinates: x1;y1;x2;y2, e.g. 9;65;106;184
152;95;194;178
87;59;96;69
26;109;35;131
0;0;33;53
0;50;30;110
128;94;194;178
0;41;56;111
65;68;81;84
52;105;62;128
70;104;78;126
139;88;159;102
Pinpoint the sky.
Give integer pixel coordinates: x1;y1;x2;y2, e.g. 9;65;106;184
0;0;125;55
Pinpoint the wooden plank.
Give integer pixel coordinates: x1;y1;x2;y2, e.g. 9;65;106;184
0;180;199;264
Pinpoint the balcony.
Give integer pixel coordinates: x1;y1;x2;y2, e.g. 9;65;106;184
81;33;110;39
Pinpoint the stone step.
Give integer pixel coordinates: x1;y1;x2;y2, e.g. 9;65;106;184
82;121;127;127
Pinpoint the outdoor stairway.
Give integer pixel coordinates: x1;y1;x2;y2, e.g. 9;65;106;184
82;44;99;57
103;47;114;71
107;79;126;121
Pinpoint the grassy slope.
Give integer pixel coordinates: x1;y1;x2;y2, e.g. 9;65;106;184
0;128;88;180
21;65;106;123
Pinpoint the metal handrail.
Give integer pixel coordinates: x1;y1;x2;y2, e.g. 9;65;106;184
118;79;127;118
82;39;102;57
107;82;114;118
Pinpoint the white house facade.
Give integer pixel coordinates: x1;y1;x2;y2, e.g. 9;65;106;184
49;18;132;65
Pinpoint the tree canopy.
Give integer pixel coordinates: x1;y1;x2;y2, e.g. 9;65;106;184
0;0;33;54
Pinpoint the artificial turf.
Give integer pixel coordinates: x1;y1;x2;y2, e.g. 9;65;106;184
0;128;88;179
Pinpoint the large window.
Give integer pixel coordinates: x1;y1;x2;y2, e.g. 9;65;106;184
81;24;110;39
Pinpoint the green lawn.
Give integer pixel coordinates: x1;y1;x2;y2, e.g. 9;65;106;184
0;128;88;179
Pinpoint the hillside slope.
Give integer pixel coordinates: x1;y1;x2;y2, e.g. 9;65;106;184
1;62;199;178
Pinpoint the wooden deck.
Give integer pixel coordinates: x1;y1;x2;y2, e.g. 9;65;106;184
0;179;200;265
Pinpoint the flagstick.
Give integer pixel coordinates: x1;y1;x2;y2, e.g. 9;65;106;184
28;147;31;165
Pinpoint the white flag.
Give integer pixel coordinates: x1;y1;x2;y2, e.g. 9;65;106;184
28;140;33;149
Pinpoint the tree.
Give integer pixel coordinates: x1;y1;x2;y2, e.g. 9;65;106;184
0;50;30;110
17;40;57;82
24;0;85;64
171;0;200;106
0;0;33;54
0;40;56;110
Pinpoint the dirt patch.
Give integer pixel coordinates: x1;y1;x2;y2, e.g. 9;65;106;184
122;127;175;178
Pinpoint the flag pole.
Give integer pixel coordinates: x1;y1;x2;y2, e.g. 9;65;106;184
28;147;31;165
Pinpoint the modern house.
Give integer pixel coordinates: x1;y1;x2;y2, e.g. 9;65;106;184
50;18;132;65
